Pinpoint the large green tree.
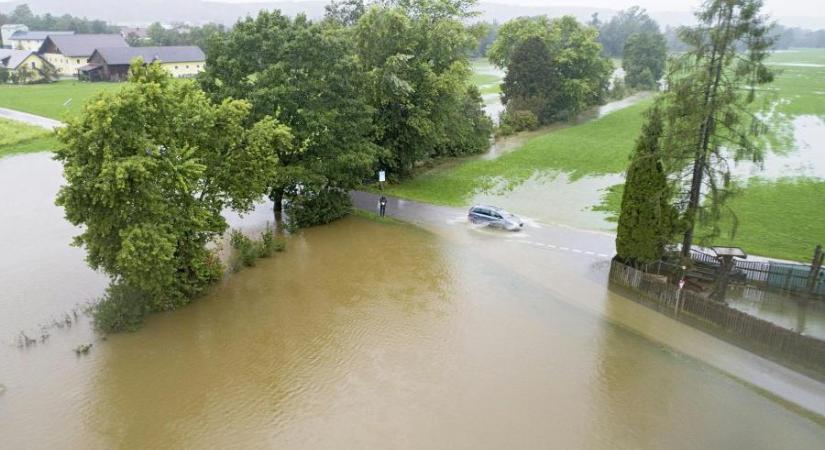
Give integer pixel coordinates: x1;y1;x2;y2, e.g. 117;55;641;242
597;6;660;58
55;62;284;312
494;16;613;123
622;30;667;89
662;0;774;257
354;0;492;176
500;36;553;122
616;105;677;266
200;11;379;219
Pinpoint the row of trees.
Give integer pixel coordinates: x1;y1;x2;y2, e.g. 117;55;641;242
0;4;116;47
487;7;672;133
616;0;774;267
493;16;613;130
126;22;227;50
57;0;492;330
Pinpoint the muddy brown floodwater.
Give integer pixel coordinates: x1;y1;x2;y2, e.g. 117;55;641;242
2;153;825;449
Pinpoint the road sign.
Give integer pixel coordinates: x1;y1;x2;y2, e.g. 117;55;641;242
378;171;386;182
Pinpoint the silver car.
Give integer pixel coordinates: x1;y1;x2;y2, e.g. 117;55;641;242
468;205;523;231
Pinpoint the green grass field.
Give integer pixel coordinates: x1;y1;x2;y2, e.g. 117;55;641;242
0;80;120;120
0;118;58;157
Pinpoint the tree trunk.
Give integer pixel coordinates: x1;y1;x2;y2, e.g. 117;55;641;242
680;3;735;258
271;188;284;214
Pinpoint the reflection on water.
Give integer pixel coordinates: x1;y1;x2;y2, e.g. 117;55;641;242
726;286;825;340
2;154;825;448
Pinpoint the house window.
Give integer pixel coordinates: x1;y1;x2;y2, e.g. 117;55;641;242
76;59;80;64
175;66;179;69
186;65;189;69
31;61;36;69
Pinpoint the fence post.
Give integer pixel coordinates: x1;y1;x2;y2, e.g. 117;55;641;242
807;244;823;295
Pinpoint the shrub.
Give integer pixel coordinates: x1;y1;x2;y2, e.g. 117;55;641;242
92;283;152;333
230;230;259;269
229;225;286;271
609;78;628;100
286;187;351;230
501;109;539;133
258;227;286;257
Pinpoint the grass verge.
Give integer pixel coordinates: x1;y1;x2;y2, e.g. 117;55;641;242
0;118;58;157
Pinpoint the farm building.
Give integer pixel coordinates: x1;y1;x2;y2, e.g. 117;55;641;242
82;46;206;81
38;34;128;77
0;49;54;82
6;30;75;51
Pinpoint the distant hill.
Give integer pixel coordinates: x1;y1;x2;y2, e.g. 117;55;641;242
1;0;822;29
0;0;328;25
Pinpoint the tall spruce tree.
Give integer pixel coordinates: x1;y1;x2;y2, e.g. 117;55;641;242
663;0;774;257
616;105;676;266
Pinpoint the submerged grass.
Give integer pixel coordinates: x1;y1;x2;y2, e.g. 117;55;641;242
385;99;652;206
0;118;58;157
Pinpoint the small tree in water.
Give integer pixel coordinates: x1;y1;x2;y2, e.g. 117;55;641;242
662;0;774;257
55;61;288;328
616;104;678;267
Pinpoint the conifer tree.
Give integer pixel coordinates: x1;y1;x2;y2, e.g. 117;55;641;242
616;105;676;266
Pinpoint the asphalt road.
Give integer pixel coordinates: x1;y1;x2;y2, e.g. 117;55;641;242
0;107;62;130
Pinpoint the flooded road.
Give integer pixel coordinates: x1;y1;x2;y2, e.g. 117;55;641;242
2;154;825;448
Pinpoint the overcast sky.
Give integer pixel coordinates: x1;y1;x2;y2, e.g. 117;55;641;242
221;0;821;20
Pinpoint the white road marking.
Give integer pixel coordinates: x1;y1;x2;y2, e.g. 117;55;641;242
503;236;611;259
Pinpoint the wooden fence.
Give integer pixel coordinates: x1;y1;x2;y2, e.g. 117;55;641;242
688;249;825;296
610;260;825;376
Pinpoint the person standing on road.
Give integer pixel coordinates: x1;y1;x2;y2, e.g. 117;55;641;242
379;196;387;218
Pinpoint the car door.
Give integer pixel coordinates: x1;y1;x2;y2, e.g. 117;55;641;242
489;210;504;228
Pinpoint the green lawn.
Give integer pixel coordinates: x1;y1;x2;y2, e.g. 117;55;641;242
0;118;58;157
596;178;824;262
0;80;121;120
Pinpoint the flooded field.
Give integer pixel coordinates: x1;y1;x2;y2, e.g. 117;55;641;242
470;172;623;231
2;153;825;448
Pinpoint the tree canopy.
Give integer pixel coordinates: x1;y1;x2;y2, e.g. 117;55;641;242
616;104;677;266
200;11;379;219
622;30;667;90
495;15;612;123
55;62;284;313
662;0;774;256
597;6;660;58
353;0;491;176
